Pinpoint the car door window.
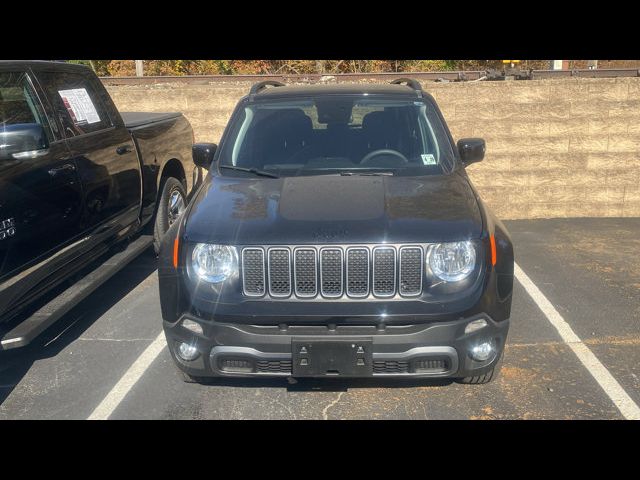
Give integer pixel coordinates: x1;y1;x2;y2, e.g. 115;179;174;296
0;70;84;282
37;71;113;137
0;71;55;143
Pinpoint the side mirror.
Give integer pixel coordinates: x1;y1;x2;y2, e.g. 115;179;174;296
192;143;217;169
0;123;49;160
457;138;485;166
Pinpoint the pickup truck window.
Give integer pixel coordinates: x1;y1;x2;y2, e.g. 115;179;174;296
37;71;113;137
0;71;54;142
220;96;456;177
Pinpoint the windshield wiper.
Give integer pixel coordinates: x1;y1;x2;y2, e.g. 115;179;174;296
219;165;279;178
339;171;394;176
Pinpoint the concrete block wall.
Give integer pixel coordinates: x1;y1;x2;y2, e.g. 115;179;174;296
105;77;640;219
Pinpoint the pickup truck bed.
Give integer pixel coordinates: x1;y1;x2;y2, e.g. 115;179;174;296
121;112;183;129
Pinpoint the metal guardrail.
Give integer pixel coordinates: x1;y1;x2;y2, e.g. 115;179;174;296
530;68;640;79
100;71;484;85
100;69;640;85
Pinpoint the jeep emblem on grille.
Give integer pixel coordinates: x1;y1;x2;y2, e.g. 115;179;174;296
312;228;348;242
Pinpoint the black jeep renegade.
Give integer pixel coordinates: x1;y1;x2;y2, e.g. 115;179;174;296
158;79;514;384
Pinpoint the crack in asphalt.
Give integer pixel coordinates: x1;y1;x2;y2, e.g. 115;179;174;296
274;397;297;419
322;391;345;420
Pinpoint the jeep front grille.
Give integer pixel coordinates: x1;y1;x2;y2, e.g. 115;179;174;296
320;248;343;297
267;248;291;297
399;246;423;296
372;247;396;296
242;248;265;296
346;248;369;297
241;244;425;299
294;248;317;297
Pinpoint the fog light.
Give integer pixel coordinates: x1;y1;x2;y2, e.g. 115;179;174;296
181;319;203;335
470;340;496;362
177;342;199;361
465;318;488;334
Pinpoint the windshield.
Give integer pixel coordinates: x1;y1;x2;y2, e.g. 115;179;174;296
217;96;456;177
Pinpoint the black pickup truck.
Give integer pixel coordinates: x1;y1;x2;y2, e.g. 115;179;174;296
0;61;199;350
158;79;514;384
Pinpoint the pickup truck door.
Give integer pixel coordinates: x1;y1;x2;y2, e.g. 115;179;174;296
0;69;84;316
34;69;142;241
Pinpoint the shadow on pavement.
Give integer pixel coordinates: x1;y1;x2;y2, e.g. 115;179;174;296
192;376;453;391
0;248;157;405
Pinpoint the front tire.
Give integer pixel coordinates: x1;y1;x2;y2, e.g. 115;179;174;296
177;369;208;384
173;362;214;384
153;177;187;254
457;352;504;384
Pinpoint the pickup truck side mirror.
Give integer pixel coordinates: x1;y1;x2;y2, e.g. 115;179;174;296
457;138;485;166
0;123;49;160
192;143;217;169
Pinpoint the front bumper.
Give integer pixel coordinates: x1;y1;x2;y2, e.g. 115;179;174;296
164;313;509;379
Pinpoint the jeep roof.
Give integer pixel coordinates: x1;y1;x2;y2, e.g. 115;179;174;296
249;82;425;101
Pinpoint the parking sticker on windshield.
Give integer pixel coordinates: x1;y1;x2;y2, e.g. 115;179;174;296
421;154;437;165
58;88;101;125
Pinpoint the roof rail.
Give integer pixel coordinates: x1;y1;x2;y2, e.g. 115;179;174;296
250;80;285;95
390;77;423;92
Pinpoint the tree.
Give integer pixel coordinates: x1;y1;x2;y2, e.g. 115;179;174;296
73;59;559;77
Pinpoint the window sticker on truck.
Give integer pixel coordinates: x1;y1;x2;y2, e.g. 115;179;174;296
421;153;437;165
58;88;100;125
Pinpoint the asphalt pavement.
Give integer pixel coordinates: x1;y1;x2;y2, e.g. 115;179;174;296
1;218;639;419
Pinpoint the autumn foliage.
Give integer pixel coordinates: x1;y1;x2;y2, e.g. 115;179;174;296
78;60;638;76
84;60;546;76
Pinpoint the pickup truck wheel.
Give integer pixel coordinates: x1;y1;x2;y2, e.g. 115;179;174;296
154;177;187;254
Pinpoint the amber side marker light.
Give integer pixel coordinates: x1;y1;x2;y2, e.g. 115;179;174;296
490;234;497;266
173;237;180;269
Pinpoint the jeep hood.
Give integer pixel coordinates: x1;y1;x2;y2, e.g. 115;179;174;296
184;173;483;245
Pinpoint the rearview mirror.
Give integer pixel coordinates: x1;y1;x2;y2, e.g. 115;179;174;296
192;143;217;169
0;123;49;160
457;138;485;166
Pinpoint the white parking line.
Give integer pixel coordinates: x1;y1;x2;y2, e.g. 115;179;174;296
87;331;166;420
514;263;640;420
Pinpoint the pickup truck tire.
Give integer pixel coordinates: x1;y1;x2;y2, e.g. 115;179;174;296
153;177;187;254
456;352;504;385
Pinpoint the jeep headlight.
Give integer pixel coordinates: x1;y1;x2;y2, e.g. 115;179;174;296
191;244;238;283
427;241;476;282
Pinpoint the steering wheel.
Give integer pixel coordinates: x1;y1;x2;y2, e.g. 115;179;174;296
360;149;409;167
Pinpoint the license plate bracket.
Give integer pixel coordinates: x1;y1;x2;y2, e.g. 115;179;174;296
292;339;373;377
